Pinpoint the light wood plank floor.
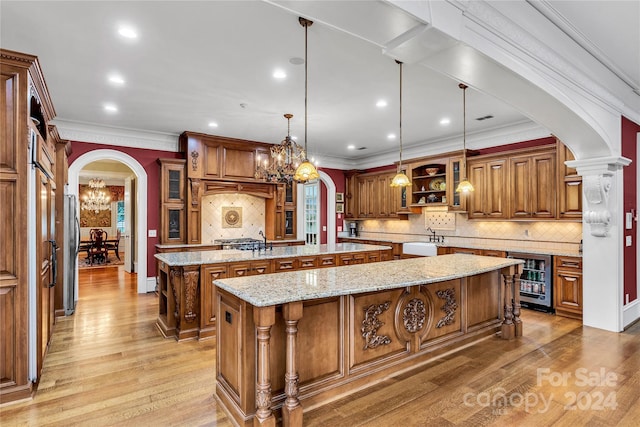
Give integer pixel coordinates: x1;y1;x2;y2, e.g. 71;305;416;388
2;267;640;426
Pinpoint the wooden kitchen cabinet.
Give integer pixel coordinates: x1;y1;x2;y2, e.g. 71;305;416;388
554;256;582;319
467;158;508;219
350;171;408;219
159;159;187;244
200;265;229;339
410;161;448;207
228;260;273;277
510;151;556;219
557;143;582;220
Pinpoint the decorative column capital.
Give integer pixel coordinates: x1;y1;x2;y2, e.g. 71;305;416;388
565;156;631;237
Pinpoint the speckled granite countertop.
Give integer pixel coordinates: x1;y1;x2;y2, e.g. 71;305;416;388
213;254;522;307
340;234;581;258
155;239;305;249
154;243;390;266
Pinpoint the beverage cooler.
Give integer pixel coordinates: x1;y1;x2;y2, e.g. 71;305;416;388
507;252;553;312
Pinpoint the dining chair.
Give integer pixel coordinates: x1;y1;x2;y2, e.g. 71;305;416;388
88;229;109;265
106;230;121;260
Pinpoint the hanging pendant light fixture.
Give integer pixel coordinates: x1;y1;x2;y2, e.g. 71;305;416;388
455;83;474;193
390;60;411;188
255;113;305;183
293;17;320;183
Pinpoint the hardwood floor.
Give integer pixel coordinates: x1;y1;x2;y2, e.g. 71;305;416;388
2;267;639;426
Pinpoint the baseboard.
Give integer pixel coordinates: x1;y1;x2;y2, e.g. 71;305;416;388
623;299;640;328
146;276;158;293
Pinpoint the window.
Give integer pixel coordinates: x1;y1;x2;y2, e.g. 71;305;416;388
116;201;125;233
303;182;319;245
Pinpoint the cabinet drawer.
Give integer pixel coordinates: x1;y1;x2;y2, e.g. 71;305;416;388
555;256;582;270
298;257;317;269
318;255;337;267
273;259;297;271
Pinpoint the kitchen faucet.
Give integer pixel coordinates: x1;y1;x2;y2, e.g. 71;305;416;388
257;230;271;251
426;227;443;243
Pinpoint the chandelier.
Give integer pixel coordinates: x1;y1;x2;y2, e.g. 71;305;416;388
255;114;306;183
81;178;111;213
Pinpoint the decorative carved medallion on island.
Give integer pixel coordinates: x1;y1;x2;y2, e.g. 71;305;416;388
403;298;426;333
361;301;392;349
435;288;458;328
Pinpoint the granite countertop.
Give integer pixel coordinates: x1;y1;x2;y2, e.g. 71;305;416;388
340;234;581;258
154;243;391;266
213;254;523;307
155;239;305;249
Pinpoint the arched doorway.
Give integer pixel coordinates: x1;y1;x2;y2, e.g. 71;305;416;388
69;150;148;294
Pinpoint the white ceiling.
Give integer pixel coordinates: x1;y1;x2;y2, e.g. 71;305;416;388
1;1;637;167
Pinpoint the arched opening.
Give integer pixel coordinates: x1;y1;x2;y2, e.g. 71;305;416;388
69;150;148;294
297;170;337;244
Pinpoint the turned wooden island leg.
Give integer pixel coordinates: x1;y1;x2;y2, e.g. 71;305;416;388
500;264;523;339
283;301;304;427
254;306;276;427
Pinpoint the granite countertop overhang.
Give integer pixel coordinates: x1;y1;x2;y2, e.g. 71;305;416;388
213;254;523;307
341;235;581;258
154;243;391;267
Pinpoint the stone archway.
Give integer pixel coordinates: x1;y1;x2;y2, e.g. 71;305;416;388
68;149;148;294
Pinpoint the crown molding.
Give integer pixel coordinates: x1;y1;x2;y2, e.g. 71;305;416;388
53;119;180;152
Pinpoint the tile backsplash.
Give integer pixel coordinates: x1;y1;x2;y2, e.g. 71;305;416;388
359;211;582;253
201;194;265;243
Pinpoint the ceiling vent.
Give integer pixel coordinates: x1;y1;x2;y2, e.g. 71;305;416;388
357;146;367;150
475;115;494;121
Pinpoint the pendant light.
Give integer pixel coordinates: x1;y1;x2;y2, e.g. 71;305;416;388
390;60;411;188
455;83;474;193
293;17;320;183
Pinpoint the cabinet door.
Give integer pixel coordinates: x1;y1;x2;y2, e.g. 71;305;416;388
376;175;389;217
530;153;556;218
447;157;465;211
345;173;358;218
467;162;487;219
554;256;582;319
357;177;376;218
273;258;297;272
485;160;507;218
202;266;228;330
510;156;532;218
558;145;582;219
251;260;272;275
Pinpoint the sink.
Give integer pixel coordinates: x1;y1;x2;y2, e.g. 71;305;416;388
402;242;438;257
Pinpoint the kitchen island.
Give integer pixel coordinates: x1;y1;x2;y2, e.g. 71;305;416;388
213;254;523;427
155;243;392;341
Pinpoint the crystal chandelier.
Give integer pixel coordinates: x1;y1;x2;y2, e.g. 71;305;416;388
255;114;306;183
81;178;111;213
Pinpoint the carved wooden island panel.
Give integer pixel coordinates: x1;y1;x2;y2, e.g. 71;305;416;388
213;254;523;426
155;243;392;341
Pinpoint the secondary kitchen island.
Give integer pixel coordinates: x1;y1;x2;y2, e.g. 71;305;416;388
213;254;523;427
155;243;393;341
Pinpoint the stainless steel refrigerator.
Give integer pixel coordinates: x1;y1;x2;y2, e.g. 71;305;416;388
63;193;80;315
507;252;553;312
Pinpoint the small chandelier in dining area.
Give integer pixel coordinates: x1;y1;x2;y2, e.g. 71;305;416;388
255;114;306;183
81;178;111;213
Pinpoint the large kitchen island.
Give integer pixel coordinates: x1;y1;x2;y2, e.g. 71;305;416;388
213;254;523;427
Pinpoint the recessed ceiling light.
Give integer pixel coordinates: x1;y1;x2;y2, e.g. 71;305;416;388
273;69;287;79
118;26;138;39
347;144;355;150
376;100;387;108
104;104;118;113
440;118;450;125
108;74;125;85
208;122;218;128
387;133;396;140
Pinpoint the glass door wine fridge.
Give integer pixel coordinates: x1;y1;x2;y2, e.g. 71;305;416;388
507;252;553;312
